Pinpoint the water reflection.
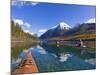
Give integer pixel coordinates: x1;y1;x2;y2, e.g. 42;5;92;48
36;45;47;54
59;53;72;62
11;42;38;60
11;42;96;72
12;58;22;64
40;43;95;61
11;42;38;71
85;58;96;65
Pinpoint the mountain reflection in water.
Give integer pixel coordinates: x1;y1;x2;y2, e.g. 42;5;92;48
11;43;96;73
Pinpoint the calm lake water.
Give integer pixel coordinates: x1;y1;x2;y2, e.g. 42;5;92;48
11;43;96;73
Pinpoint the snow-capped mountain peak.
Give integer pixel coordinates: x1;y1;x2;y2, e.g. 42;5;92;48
58;22;71;30
52;22;71;30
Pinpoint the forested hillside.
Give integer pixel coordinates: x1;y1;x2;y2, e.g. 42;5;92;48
11;21;38;43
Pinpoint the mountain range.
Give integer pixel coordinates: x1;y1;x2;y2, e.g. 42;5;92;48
40;22;71;38
40;20;96;40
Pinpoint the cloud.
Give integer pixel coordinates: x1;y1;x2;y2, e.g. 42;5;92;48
13;18;34;35
31;2;39;6
11;1;39;7
13;19;31;28
24;30;34;35
85;18;96;23
38;29;47;36
24;30;30;33
14;19;24;25
24;22;31;28
39;29;47;33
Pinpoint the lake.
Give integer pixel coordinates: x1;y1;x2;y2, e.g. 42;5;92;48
11;42;96;73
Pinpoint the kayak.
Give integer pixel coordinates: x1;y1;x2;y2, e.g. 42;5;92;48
12;52;39;75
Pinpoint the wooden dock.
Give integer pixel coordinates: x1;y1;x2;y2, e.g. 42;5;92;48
12;52;39;75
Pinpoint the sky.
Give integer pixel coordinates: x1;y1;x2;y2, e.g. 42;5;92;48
11;1;96;36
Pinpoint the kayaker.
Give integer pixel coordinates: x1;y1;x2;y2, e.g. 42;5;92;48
78;39;84;47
